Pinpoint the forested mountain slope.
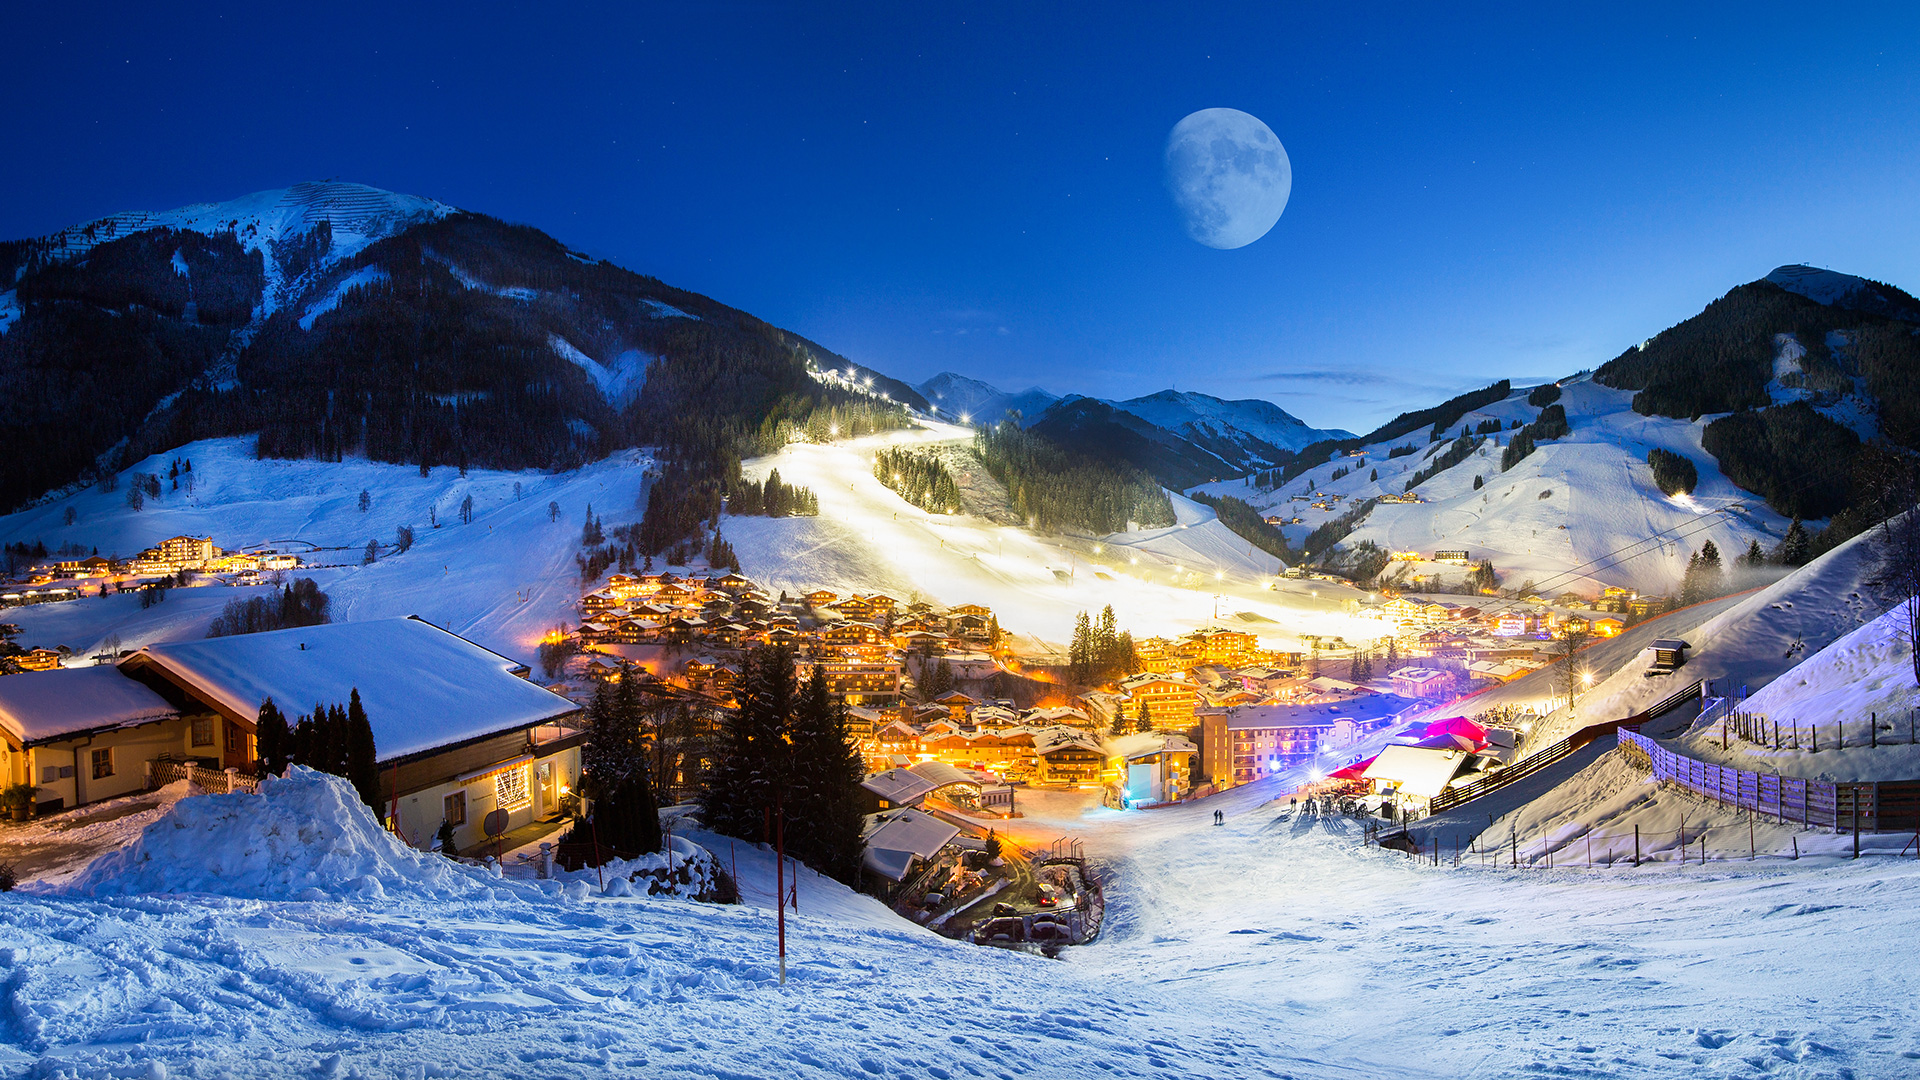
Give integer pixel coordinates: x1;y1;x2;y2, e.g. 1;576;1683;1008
0;182;920;511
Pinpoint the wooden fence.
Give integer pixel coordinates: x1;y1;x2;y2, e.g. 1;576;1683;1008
1429;681;1701;814
148;760;260;794
1618;729;1920;833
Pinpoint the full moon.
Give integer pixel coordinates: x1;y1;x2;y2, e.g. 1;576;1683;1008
1164;108;1292;249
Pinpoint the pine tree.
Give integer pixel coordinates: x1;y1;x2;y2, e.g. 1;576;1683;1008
1137;699;1154;733
1777;518;1812;567
1109;709;1126;736
700;645;795;841
785;665;867;883
1069;611;1093;685
256;698;291;776
346;689;380;810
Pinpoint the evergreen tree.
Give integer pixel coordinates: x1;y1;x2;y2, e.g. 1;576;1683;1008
345;689;380;811
785;665;867;883
700;645;795;841
1069;611;1094;685
1109;710;1126;736
256;697;291;776
1137;699;1154;733
1777;518;1812;566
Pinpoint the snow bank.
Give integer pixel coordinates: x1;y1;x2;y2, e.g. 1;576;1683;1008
1669;604;1920;781
67;767;492;902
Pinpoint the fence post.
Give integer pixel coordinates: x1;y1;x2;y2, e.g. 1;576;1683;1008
1872;713;1877;749
1852;788;1860;860
1510;828;1517;868
1749;817;1754;862
1633;825;1639;866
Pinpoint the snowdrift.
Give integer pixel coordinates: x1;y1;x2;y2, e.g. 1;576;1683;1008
68;767;495;902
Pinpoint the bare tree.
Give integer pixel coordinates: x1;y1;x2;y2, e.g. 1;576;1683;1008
1554;624;1592;713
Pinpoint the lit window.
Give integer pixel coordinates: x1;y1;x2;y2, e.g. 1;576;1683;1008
444;790;467;826
91;747;113;780
495;766;530;810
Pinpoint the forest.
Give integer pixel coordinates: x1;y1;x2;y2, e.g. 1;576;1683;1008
973;420;1175;534
873;447;963;515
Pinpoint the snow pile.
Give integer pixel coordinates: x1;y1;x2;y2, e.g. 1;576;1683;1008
68;767;490;902
576;835;722;899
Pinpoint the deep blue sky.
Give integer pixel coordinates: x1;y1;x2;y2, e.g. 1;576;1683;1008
7;4;1918;432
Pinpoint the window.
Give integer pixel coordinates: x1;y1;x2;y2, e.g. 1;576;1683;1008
226;723;244;753
91;747;113;780
495;766;530;810
443;790;467;827
191;717;215;747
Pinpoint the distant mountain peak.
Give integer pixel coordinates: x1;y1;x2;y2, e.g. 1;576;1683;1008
34;181;454;268
1766;264;1920;322
916;372;1057;422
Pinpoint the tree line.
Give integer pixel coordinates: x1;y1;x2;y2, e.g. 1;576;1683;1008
973;420;1175;534
254;690;380;809
873;447;963;515
1068;605;1140;685
699;646;867;884
206;579;332;638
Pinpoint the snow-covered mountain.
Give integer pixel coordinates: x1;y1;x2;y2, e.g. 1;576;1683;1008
916;372;1058;424
0;181;924;512
1766;263;1920;322
1107;388;1352;456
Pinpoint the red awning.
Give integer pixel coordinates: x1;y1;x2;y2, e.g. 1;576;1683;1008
1327;755;1377;781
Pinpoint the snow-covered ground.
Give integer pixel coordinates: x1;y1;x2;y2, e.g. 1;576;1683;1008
10;756;1920;1077
724;422;1383;648
0;437;648;662
1667;603;1920;782
1195;374;1794;596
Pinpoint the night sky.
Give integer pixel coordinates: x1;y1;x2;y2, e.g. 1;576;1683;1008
7;4;1918;432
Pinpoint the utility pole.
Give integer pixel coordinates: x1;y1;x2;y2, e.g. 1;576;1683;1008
775;798;788;984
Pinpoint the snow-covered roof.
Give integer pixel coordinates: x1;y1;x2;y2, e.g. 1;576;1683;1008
1109;731;1198;761
861;808;960;881
1363;746;1468;800
124;617;578;761
0;666;180;746
862;768;938;806
1031;726;1103;756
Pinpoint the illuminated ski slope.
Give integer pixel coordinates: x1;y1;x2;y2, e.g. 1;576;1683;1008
723;422;1383;648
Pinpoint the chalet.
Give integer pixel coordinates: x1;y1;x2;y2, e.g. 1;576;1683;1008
1031;727;1105;787
1433;550;1471;565
1388;667;1452;699
808;658;903;707
1178;627;1258;666
0;666;184;813
1118;672;1201;726
835;596;877;620
804;590;838;608
861;807;961;883
15;648;64;672
864;718;922;767
1362;745;1470;816
932;689;977;722
824;621;886;647
120;617;583;852
1592;617;1625;638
